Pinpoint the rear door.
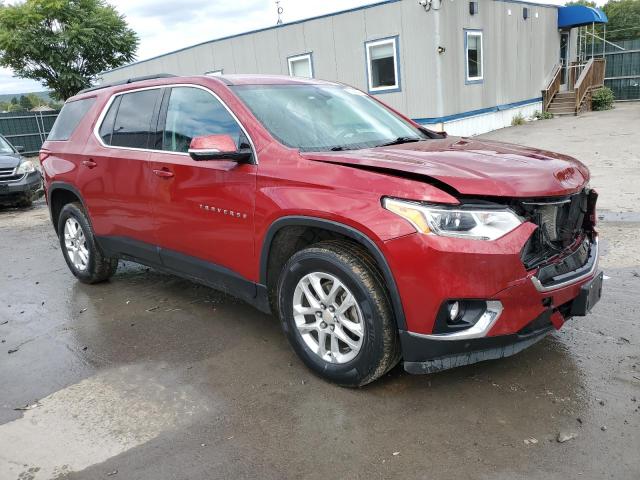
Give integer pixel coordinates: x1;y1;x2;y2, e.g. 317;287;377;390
84;87;163;263
149;85;257;284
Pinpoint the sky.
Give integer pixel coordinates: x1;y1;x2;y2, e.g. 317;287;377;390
0;0;606;96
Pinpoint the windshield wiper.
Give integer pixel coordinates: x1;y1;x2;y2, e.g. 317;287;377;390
330;146;353;151
374;136;423;148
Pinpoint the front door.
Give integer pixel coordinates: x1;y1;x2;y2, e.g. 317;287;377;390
149;85;257;289
560;32;570;88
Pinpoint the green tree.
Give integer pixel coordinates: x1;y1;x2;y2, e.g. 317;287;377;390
19;95;33;110
565;0;597;7
604;0;640;41
26;93;44;108
0;101;9;112
0;0;138;100
10;96;17;105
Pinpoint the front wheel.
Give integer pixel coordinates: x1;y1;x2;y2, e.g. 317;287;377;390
278;241;400;387
57;202;118;284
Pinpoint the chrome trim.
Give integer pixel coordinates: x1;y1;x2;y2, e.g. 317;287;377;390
187;148;221;154
408;301;504;341
0;173;26;183
91;83;259;164
531;237;599;292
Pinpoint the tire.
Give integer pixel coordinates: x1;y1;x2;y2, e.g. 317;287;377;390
278;240;401;387
57;202;118;284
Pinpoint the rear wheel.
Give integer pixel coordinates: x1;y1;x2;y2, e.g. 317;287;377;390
278;241;400;387
57;202;118;284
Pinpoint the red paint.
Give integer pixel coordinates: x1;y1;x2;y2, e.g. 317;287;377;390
42;75;598;338
189;134;237;153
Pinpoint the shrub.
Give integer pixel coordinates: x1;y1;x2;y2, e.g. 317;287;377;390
533;110;554;120
592;87;615;111
511;113;525;126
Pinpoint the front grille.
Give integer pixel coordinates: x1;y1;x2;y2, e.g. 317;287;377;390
0;166;23;183
519;189;595;269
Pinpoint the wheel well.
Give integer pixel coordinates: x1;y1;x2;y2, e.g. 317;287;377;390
50;188;81;233
264;225;386;315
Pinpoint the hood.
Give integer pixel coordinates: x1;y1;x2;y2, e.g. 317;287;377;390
301;137;589;198
0;153;21;170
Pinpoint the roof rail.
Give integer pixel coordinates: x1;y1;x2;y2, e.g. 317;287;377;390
78;74;177;94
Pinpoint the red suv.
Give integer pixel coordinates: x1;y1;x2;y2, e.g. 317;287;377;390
41;74;602;386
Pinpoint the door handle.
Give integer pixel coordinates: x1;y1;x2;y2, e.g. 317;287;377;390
82;159;97;169
153;168;174;178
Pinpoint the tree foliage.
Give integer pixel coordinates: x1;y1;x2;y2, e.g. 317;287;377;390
0;0;138;100
565;0;598;7
603;0;640;41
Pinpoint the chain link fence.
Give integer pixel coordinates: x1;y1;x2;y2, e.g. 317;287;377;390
0;110;59;156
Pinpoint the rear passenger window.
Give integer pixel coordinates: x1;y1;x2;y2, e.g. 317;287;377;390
48;97;96;141
161;87;243;153
103;89;161;149
98;96;120;145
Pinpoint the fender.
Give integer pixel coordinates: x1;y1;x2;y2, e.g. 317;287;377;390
259;216;407;330
47;181;90;233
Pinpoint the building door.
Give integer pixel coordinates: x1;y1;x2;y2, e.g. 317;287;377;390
560;32;570;88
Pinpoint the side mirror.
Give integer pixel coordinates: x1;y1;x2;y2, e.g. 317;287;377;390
15;145;25;153
188;134;252;162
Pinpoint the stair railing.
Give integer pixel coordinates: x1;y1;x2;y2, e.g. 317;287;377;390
542;64;562;112
574;58;606;113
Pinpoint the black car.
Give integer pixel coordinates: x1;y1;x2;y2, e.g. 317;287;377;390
0;134;42;207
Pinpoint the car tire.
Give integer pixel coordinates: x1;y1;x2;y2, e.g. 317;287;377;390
278;240;401;387
57;202;118;284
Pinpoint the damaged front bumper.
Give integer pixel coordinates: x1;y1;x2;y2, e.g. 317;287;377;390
383;222;602;374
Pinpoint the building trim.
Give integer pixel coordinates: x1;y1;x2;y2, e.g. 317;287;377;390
413;97;542;124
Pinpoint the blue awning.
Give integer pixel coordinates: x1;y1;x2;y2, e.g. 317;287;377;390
558;5;608;29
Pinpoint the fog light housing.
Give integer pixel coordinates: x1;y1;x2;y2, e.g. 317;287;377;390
432;300;504;339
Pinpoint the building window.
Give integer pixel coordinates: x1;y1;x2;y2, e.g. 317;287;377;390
287;53;313;78
205;69;224;76
465;30;483;83
365;36;400;93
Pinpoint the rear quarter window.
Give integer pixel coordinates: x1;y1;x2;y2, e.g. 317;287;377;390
47;97;96;141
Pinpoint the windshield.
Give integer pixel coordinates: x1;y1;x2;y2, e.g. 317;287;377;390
231;84;428;152
0;136;15;154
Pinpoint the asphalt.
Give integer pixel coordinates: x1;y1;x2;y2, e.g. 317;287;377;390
1;103;639;480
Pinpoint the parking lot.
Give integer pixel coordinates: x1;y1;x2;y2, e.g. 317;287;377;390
1;104;639;480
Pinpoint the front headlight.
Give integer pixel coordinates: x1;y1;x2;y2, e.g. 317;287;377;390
16;160;36;175
383;197;522;241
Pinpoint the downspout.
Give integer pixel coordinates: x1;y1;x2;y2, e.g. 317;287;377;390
433;9;444;131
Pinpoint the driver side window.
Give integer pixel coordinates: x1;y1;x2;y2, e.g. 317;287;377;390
161;87;244;153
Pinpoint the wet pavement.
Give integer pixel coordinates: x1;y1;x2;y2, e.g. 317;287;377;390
1;105;640;479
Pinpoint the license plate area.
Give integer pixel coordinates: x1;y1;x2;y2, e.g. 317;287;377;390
570;271;603;316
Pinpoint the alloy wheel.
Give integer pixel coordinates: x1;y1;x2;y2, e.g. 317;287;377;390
64;217;89;271
292;272;365;364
